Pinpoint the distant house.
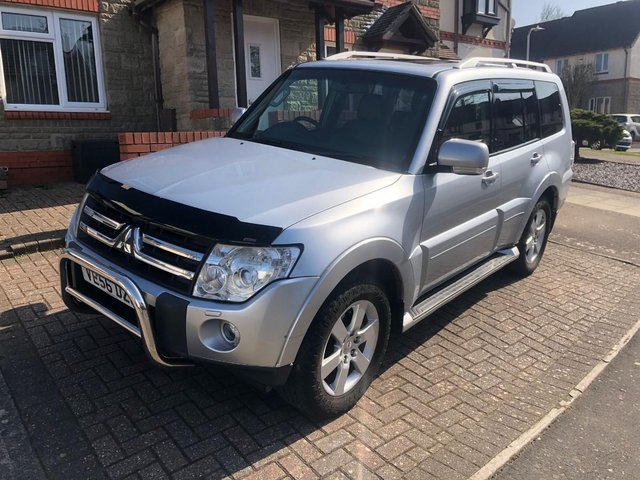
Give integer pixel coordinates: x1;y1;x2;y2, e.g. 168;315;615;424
511;0;640;115
439;0;512;60
0;0;512;187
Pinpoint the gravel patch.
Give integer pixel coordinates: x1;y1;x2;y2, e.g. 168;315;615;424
573;158;640;193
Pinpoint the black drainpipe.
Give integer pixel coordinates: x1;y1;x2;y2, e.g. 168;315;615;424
132;10;164;131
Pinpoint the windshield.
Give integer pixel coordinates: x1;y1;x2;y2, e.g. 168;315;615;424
228;68;437;172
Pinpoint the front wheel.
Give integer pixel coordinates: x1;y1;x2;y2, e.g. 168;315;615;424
509;199;551;277
279;280;391;418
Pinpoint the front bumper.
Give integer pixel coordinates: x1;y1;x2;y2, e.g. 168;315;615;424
60;239;318;384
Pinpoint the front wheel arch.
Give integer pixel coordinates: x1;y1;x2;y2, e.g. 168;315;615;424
277;238;413;367
278;278;392;418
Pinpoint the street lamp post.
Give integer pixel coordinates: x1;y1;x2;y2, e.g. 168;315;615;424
526;25;545;61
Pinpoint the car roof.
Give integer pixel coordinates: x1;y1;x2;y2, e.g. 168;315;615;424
296;59;452;78
296;56;561;84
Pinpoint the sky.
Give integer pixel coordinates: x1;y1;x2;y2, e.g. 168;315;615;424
511;0;624;27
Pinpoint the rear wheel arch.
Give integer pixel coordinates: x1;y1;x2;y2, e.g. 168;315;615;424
540;186;559;229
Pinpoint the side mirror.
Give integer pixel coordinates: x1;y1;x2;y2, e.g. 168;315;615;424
230;107;246;124
437;138;489;175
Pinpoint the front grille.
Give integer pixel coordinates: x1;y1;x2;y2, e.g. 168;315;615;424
77;195;211;294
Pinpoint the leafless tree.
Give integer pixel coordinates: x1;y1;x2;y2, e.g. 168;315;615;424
539;2;565;21
561;63;595;109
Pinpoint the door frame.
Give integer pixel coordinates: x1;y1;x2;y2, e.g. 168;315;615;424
231;14;282;106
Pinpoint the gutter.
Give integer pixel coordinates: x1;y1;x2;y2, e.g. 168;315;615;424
454;0;459;54
623;46;630;110
499;0;512;57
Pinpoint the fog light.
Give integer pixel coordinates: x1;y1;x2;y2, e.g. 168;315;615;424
220;321;240;347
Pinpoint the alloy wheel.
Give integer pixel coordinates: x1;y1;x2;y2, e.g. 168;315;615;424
524;208;547;264
320;300;379;396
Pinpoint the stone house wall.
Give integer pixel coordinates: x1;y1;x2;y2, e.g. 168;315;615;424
586;79;640;114
155;0;316;131
0;0;157;185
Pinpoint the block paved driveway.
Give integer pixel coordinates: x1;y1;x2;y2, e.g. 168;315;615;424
1;185;640;479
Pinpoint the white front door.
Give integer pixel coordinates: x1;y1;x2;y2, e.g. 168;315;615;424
244;16;280;105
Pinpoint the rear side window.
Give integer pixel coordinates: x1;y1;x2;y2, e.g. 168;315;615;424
632;116;640;123
536;81;563;137
492;87;539;152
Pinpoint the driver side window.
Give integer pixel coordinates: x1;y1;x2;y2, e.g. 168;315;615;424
441;91;491;148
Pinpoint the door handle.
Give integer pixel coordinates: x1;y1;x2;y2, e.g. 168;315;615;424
482;170;499;185
530;153;543;165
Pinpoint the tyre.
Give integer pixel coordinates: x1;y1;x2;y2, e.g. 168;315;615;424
509;198;551;277
279;280;391;418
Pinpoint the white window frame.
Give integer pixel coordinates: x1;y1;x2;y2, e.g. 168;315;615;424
556;59;568;74
589;96;611;114
594;52;609;74
0;5;107;112
477;0;496;15
324;43;351;58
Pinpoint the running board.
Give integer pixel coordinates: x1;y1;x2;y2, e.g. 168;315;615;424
402;247;519;332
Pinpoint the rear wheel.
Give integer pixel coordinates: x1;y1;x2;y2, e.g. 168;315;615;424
510;199;551;276
279;280;390;418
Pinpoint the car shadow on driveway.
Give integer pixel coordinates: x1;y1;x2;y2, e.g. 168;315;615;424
0;270;521;479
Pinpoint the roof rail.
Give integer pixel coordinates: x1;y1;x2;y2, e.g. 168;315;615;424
456;57;552;73
325;51;440;62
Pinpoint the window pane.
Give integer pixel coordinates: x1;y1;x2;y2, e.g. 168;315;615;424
536;81;563;137
0;38;59;104
60;18;99;103
442;91;491;147
249;44;261;79
232;69;437;172
493;91;526;151
1;12;48;33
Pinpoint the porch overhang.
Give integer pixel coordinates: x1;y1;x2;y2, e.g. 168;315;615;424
363;2;438;54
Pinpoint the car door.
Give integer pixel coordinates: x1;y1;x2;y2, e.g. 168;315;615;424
490;79;548;247
419;81;503;293
631;115;640;139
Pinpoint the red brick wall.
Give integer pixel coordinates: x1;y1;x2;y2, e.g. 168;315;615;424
1;0;99;12
0;150;73;187
5;111;111;120
118;131;227;160
377;0;440;19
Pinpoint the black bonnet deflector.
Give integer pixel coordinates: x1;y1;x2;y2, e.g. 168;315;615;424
86;173;283;245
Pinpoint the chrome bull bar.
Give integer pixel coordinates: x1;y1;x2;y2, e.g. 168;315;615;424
61;247;192;368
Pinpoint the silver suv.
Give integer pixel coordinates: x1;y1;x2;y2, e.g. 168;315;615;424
60;53;573;418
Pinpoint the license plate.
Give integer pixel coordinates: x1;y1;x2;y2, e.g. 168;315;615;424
81;266;133;308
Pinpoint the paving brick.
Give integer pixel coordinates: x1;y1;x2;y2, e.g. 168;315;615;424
172;455;222;480
311;448;353;476
342;460;379;480
106;450;156;479
278;453;319;479
315;429;354;454
243;462;287;480
152;439;189;472
91;434;124;466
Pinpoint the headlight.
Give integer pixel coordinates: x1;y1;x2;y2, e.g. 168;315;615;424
193;244;301;302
